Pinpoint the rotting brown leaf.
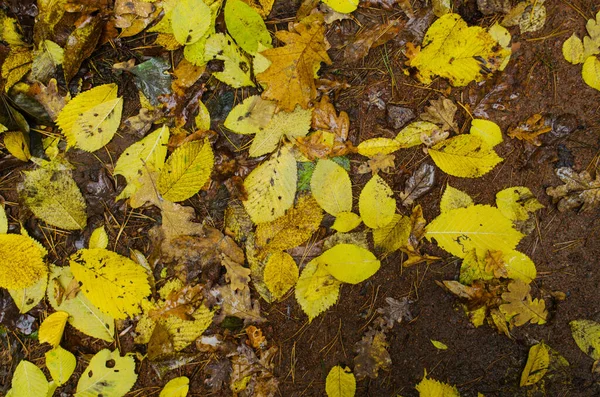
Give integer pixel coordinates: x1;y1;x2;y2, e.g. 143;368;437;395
546;167;600;212
507;113;552;146
343;19;404;63
420;97;459;133
62;16;104;83
353;329;392;380
399;163;436;206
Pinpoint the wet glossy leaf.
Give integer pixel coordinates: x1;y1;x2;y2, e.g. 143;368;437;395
520;342;550;386
159;376;189;397
429;134;503;178
204;33;254;88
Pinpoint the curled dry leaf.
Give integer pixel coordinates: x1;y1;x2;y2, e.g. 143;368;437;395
399;163;436;206
546;167;600;212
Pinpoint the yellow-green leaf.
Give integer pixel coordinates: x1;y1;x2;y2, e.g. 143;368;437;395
264;251;299;300
1;47;32;92
325;365;356;397
582;56;600;91
425;205;524;258
570;319;600;361
0;233;47;290
439;185;473;213
357;137;401;158
39;311;69;347
332;212;362;233
11;360;49;397
47;265;115;342
415;372;460;396
75;349;137;397
69;248;151;319
243;146;297;223
0;203;6;233
563;34;584;64
224;0;271;54
114;125;170;201
171;0;211;45
204;33;254;88
19;163;87;230
250;106;312;157
311;159;352;216
359;174;396;229
372;214;411;255
318;244;380;284
158;138;214;202
224;95;276;135
45;346;76;386
159;376;189;397
431;340;448;350
89;226;108;249
396;121;440;148
195;102;211;131
496;186;544;223
295;259;341;322
429;134;503;178
503;250;537;283
469;119;503;148
520;342;550;386
8;274;47;313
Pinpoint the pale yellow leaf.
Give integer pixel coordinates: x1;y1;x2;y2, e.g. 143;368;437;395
396;121;439;148
158;138;214;202
503;250;537;284
39;311;69;347
439;185;473;213
70;248;151;319
0;203;6;233
0;233;47;290
264;251;299;300
311;158;352;216
45;346;76;386
160;376;189;397
195;102;211;131
318;244;380;284
322;0;358;14
75;349;137;397
8;274;47;313
224;95;276;135
520;342;549;386
295;259;341;322
171;0;211;45
89;226;109;249
563;34;584;64
11;360;49;397
496;186;544;222
250;106;312;157
359;174;396;229
325;366;356;397
332;212;362;233
357;137;401;158
372;214;411;254
243;146;297;223
582;56;600;91
429;134;503;178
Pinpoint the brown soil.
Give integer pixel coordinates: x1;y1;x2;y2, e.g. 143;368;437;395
1;0;600;396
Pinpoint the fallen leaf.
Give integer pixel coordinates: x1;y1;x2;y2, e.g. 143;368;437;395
311;158;352;216
546;167;600;212
373;214;412;255
325;366;356;397
440;184;473;213
263;252;299;300
415;371;460;396
225;0;272;54
332;211;362;233
520;342;550;387
45;346;76;386
76;349;137;397
353;329;391;380
429;134;503;178
376;297;412;327
344;19;403;63
38;311;69;347
420;97;458;133
431;340;448;350
570;319;600;367
171;0;212;45
204;33;255;88
319;244;380;284
359;174;396;229
62;16;104;83
399;163;436;206
8;274;47;314
246;325;267;349
1;47;32;92
295;259;341;322
10;360;49;397
507;113;552;146
159;376;189;397
114;0;158;37
499;280;547;326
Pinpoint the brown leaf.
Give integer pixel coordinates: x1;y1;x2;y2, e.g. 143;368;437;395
499;280;547;326
172;59;206;97
399;163;436;206
222;254;251;292
149;284;203;321
114;0;158;37
546;167;600;212
361;0;414;15
29;79;67;121
294;130;354;160
62;15;104;83
204;358;232;392
484;250;508;279
357;153;396;175
344;19;404;63
214;284;265;325
420;97;458;133
147;322;174;361
312;95;349;141
441;279;501;311
353;329;392;380
65;0;111;13
376;297;412;329
507;113;552;146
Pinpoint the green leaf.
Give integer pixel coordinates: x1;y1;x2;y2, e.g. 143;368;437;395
224;0;272;54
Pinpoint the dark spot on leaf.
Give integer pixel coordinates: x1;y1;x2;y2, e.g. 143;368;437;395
105;359;115;368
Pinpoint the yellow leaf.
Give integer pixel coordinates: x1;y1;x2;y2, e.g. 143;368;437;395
332;211;362;233
69;248;151;319
431;340;448;350
488;23;512;71
204;33;255;88
1;47;32;92
0;234;47;290
395;121;438;148
425;205;524;259
322;0;358;14
439;185;473;213
250;106;312;157
357;137;401;158
243;146;297;223
503;250;537;283
0;203;6;233
255;194;323;252
373;214;411;255
1;11;26;46
11;360;49;397
75;349;137;397
8;274;47;313
56;84;118;146
415;372;460;396
257;16;331;111
114;125;170;201
500;280;547;326
311;158;352;216
295;259;341;322
3;131;30;161
39;311;69;347
429;134;503;178
195;102;211;131
69;97;123;152
582;56;600;91
224;0;271;54
406;13;510;86
520;342;550;386
325;366;356;397
570;319;600;361
224;95;276;135
163;304;213;351
563;34;584;64
158;138;214;202
318;244;380;284
469;119;503;148
264;251;299;300
19;162;87;230
171;0;211;45
89;226;109;249
47;265;115;342
159;376;189;397
359;174;396;229
31;40;64;81
496;186;544;222
45;346;76;386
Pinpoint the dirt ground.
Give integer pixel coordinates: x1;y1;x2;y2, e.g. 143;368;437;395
1;0;600;396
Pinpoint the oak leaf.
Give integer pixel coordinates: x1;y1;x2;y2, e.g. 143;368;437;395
546;167;600;212
500;280;547;326
353;329;391;380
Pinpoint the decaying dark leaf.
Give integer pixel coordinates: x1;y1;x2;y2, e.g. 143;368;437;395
508;113;551;146
376;297;413;328
399;163;436;206
546;167;600;212
353;329;392;380
147;322;174;361
343;19;404;63
62;15;104;83
205;358;232;392
420;97;459;133
400;205;440;266
149;284;204;321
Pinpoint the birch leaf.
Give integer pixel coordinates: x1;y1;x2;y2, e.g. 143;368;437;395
311;159;352;216
562;34;584;64
520;342;550;386
171;0;211;45
415;372;460;396
357;138;401;158
204;33;254;88
332;212;362;233
224;0;272;54
11;360;49;397
224;95;276;135
45;346;76;386
295;260;341;322
3;131;30;161
75;349;137;397
429;134;503;178
243;146;297;224
470;119;503;148
359;174;396;229
89;226;108;249
39;311;69;347
582;56;600;91
264;251;299;300
158;138;214;202
8;274;47;313
440;185;473;213
570;319;600;361
69;248;151;319
373;214;411;255
160;377;189;397
318;244;380;284
325;366;356;397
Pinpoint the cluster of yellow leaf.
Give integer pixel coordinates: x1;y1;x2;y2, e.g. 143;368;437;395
406;14;512;86
562;11;600;91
